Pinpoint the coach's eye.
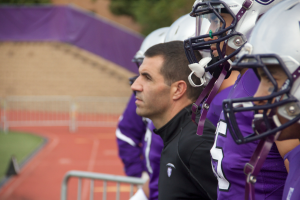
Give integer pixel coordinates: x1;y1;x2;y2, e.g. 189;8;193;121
144;74;152;81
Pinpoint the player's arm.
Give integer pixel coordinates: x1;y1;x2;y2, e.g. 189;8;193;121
116;93;146;177
275;139;300;172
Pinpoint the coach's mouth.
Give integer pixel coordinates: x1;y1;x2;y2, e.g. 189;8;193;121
135;96;143;104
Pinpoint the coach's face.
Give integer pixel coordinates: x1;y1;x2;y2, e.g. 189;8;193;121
131;56;171;119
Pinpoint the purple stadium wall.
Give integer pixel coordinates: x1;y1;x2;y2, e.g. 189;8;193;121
0;5;143;74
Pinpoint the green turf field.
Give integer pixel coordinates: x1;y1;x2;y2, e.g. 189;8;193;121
0;131;44;180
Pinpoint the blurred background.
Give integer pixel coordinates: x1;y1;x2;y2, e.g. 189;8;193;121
0;0;194;199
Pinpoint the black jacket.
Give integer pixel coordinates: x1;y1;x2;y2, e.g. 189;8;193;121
154;105;217;200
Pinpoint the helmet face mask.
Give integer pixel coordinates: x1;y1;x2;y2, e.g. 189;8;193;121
184;0;247;73
223;53;300;144
184;0;284;75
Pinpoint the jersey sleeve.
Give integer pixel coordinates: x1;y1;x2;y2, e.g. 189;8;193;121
116;93;146;177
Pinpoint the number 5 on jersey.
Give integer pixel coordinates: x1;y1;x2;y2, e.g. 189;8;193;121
210;120;230;190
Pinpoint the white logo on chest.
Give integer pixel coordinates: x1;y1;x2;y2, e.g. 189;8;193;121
166;163;175;177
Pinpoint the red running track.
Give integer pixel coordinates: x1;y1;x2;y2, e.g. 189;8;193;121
3;110;120;122
0;126;134;200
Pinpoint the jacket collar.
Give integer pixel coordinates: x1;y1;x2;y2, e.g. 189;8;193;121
154;104;193;146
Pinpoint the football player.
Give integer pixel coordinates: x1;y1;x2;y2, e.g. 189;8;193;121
184;0;288;199
185;7;240;127
222;0;300;199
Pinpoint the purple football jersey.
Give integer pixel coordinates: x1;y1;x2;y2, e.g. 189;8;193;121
143;121;163;200
211;69;287;199
116;93;146;177
282;145;300;200
207;86;233;127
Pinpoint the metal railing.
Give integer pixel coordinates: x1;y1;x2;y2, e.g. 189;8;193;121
61;170;146;200
0;96;129;132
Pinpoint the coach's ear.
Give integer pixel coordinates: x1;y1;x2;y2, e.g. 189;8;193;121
171;80;187;100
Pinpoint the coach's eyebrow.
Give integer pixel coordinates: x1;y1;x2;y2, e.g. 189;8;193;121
141;72;153;80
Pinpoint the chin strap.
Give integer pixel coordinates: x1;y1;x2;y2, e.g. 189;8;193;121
236;0;253;22
191;42;230;135
191;61;230;135
244;133;278;200
244;110;281;200
191;76;216;125
196;65;228;135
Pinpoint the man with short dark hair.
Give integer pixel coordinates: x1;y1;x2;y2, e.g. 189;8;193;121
131;41;218;200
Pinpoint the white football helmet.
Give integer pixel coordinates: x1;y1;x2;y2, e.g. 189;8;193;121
184;0;284;73
132;27;169;67
223;0;300;143
165;13;212;87
164;13;210;42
